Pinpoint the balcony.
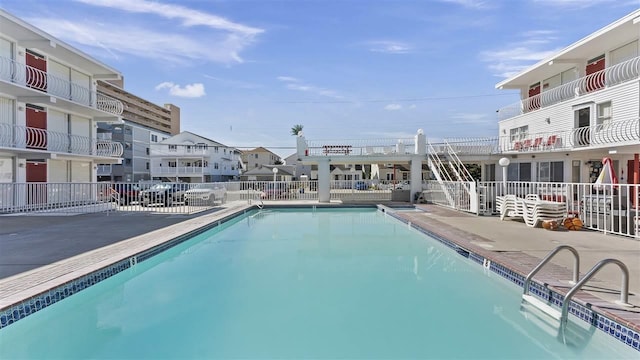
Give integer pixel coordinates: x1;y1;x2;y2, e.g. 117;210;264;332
150;145;211;157
151;166;209;176
498;118;639;153
0;123;124;157
0;56;124;116
498;56;640;121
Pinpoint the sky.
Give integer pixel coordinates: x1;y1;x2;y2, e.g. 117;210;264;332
1;0;639;158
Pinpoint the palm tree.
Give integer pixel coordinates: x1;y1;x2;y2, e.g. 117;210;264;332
290;124;304;136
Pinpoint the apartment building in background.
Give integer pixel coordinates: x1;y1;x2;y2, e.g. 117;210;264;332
150;131;241;183
95;80;180;182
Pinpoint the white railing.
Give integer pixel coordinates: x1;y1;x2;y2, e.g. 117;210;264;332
435;137;499;155
304;137;417;156
469;180;639;238
0;55;123;116
96;92;124;115
0;182;117;214
499;118;639;153
0;123;123;157
149;144;212;157
151;166;209;175
422;180;474;212
498;56;640;121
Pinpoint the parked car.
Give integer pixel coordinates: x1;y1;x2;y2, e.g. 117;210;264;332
261;183;289;199
139;183;188;207
113;184;140;205
354;181;368;190
184;183;226;205
393;181;410;190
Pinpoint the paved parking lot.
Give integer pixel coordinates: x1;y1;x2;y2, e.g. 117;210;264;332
0;211;211;279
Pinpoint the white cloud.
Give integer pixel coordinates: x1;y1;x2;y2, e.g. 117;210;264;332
277;76;343;99
384;104;402;111
27;1;263;65
531;0;623;9
276;76;300;83
450;113;490;124
439;0;491;9
367;40;413;54
74;0;263;35
28;18;252;64
479;30;562;78
155;82;206;98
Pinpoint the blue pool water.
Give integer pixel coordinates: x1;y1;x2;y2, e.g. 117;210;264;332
0;208;636;359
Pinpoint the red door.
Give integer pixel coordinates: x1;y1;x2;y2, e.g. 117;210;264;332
586;55;605;92
26;106;47;149
26;50;47;91
527;82;541;111
26;161;47;205
629;159;639;208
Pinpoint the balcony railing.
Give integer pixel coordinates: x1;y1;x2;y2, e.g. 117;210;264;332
304;137;417;156
432;137;500;155
151;166;209;175
0;55;123;116
498;56;640;121
0;123;123;157
498;118;639;153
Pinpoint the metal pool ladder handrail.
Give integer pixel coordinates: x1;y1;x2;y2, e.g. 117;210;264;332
523;245;580;297
560;258;632;327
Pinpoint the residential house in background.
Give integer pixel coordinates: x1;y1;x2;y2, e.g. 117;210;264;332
95;80;180;182
241;147;281;170
0;9;124;207
240;165;294;182
149;131;241;183
284;153;312;180
491;9;639;186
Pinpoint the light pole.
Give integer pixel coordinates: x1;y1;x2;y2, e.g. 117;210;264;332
272;167;279;200
499;157;510;195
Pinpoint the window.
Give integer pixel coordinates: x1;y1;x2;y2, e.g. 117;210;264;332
510;126;528;142
145;162;149;170
214;163;219;169
214;146;219;153
596;101;612;126
168;161;177;167
611;40;638;66
507;162;531;181
254;154;258;159
151;134;158;142
168;145;177;152
537;161;564;182
146;147;150;155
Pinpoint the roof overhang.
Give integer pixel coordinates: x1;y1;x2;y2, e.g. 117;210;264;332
0;10;121;80
496;9;640;90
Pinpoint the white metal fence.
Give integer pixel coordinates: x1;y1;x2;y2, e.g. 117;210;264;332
422;180;639;238
0;180;409;215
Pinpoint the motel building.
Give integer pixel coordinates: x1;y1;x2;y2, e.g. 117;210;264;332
0;10;124;209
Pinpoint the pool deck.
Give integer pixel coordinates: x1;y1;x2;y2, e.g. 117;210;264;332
0;201;639;334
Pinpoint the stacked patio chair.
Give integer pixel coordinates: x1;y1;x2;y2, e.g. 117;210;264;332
519;195;567;228
498;194;566;227
497;194;520;220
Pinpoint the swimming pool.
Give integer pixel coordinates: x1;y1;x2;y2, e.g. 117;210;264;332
0;208;636;358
